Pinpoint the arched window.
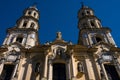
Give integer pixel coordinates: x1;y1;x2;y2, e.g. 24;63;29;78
23;21;27;27
96;37;102;42
86;10;90;15
90;21;95;27
28;11;32;15
34;12;36;17
16;36;23;43
30;22;35;28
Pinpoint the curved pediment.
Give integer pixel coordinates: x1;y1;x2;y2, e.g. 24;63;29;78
48;39;71;46
92;41;115;48
10;42;25;48
4;42;27;52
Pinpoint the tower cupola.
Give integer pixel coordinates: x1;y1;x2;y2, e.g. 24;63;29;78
3;5;40;48
78;5;102;29
77;4;116;46
78;5;94;19
16;5;40;31
24;5;39;20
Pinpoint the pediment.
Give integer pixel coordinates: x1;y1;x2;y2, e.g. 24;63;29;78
0;47;8;53
50;39;69;45
10;42;25;48
92;42;114;50
4;42;26;52
93;42;118;57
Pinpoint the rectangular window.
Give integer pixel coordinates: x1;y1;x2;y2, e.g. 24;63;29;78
90;21;95;27
53;63;66;80
1;64;15;80
104;64;120;80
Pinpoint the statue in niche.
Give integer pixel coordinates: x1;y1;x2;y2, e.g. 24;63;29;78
77;62;84;73
76;62;84;78
56;49;62;55
35;63;41;74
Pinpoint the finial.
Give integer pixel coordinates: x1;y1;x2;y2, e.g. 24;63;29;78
56;32;62;40
81;2;84;8
33;2;37;7
30;2;38;9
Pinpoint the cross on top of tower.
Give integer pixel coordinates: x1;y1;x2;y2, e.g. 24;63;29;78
81;2;84;8
80;2;89;9
30;2;38;10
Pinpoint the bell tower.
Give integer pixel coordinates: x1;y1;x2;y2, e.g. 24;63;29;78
77;5;116;47
0;5;40;80
3;5;40;48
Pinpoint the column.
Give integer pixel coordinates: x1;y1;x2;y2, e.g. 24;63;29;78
71;54;76;80
107;33;116;45
87;20;92;28
87;32;92;46
3;37;8;45
25;62;32;80
48;60;53;80
113;57;120;77
85;58;95;80
13;37;17;43
42;55;48;80
0;61;4;75
7;34;12;45
100;63;109;80
11;64;18;79
18;58;27;80
67;60;71;80
90;55;101;80
22;37;26;45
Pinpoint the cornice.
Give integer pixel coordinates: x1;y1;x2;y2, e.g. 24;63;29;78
78;15;101;22
17;16;39;23
24;8;40;15
0;47;8;53
91;41;114;48
67;45;97;53
7;27;38;33
79;27;111;34
110;47;120;52
28;45;51;53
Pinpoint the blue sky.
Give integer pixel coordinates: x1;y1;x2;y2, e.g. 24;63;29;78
0;0;120;47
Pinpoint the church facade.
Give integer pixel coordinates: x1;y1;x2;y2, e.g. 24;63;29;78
0;4;120;80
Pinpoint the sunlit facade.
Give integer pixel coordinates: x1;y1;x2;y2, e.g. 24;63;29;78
0;5;120;80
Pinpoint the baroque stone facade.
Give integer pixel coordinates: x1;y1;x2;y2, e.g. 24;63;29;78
0;5;120;80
